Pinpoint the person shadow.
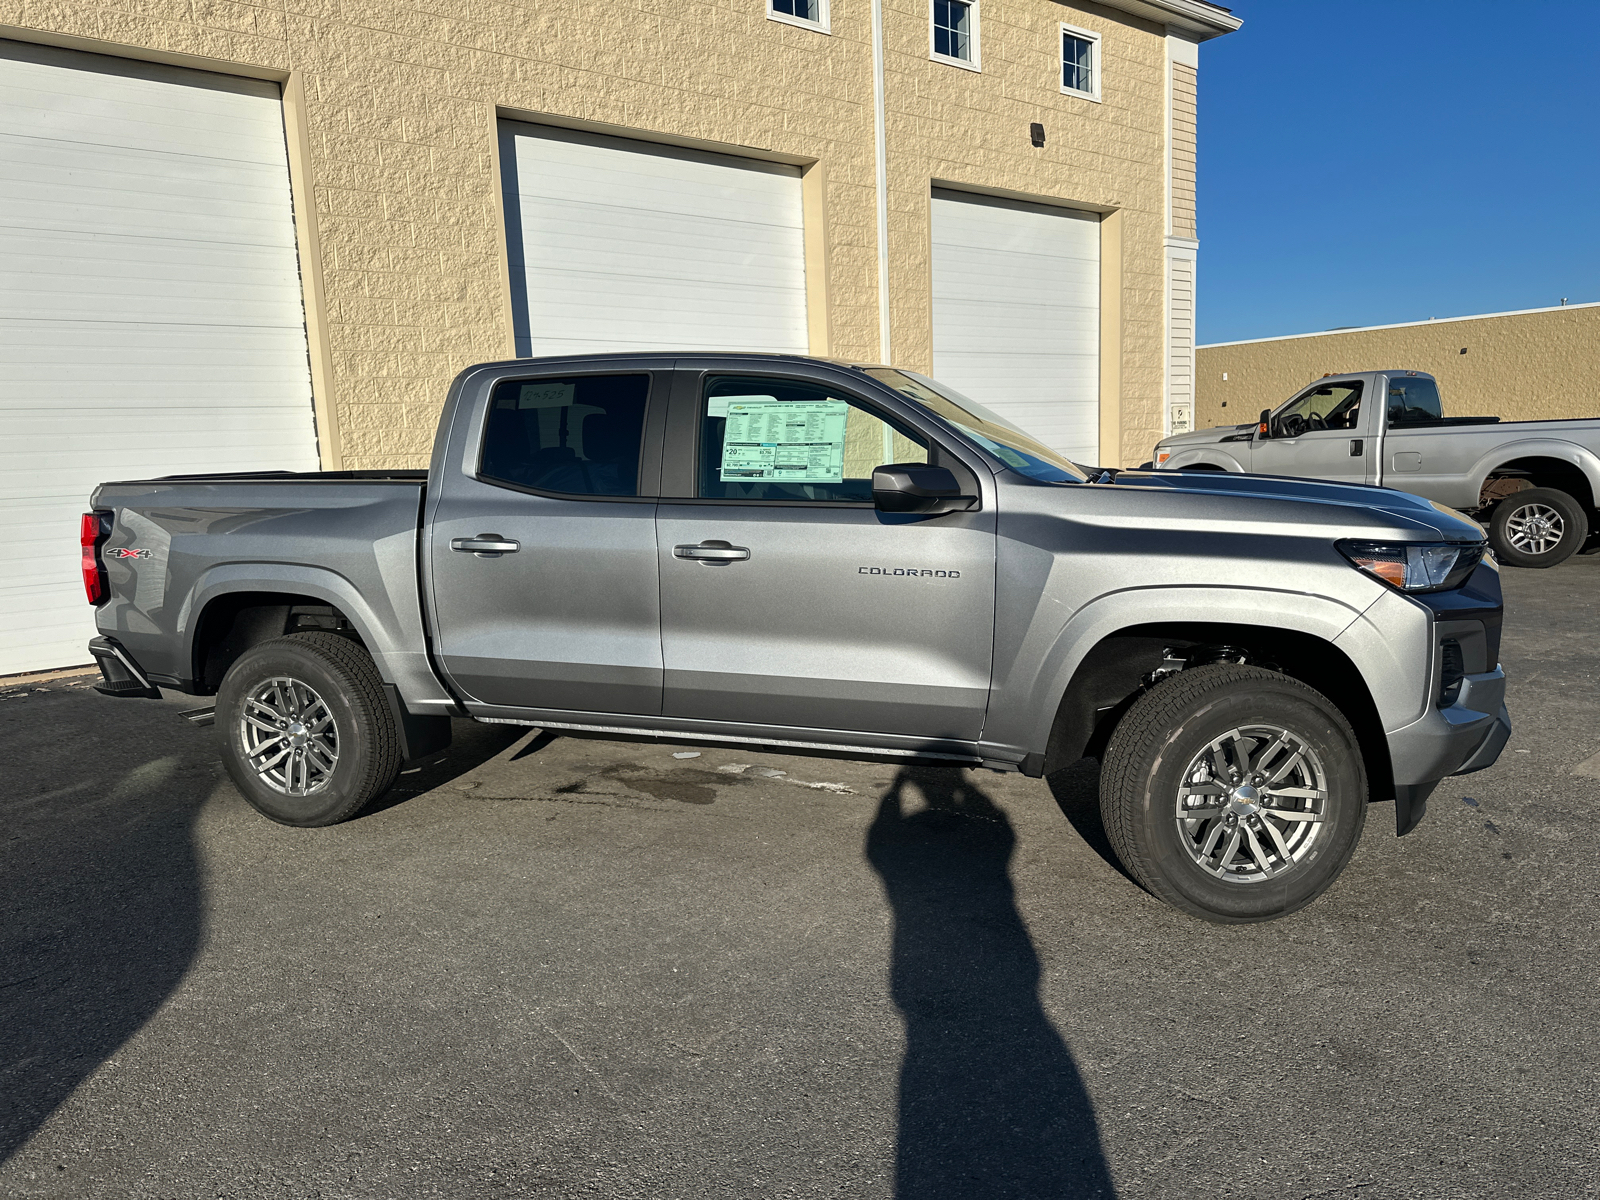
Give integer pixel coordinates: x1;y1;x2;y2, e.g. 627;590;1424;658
865;767;1118;1200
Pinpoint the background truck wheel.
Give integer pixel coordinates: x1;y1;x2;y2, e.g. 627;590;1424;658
216;632;402;827
1488;487;1587;568
1098;664;1367;924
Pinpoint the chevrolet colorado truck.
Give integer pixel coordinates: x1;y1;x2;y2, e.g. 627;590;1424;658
1151;370;1600;568
84;354;1510;923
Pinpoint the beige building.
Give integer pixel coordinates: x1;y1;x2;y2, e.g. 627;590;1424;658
0;0;1238;673
1195;302;1600;430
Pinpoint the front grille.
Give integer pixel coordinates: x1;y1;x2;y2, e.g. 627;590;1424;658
1439;639;1465;707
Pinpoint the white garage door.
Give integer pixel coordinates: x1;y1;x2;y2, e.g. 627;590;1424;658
0;41;318;676
930;189;1101;463
500;122;809;358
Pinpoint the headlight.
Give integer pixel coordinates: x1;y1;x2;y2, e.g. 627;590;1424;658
1339;540;1486;592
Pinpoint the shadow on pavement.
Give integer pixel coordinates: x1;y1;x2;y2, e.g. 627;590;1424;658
0;691;211;1164
0;700;520;1163
1044;757;1137;886
865;767;1117;1199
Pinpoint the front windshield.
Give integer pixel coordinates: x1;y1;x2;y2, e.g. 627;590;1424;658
863;368;1087;483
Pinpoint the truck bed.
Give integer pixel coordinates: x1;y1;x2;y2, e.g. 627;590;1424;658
89;474;445;707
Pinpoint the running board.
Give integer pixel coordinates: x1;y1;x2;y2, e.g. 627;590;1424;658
474;715;983;765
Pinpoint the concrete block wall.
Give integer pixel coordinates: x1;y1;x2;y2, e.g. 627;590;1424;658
2;0;1181;467
1196;304;1600;429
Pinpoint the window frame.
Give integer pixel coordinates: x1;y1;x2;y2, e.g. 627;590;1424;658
1059;22;1101;102
473;369;664;504
930;0;981;72
767;0;830;35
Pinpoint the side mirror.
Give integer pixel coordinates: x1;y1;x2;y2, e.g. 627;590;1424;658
872;463;976;515
1257;408;1272;438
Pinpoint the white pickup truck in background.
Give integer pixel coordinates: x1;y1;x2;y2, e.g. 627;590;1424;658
1150;370;1600;568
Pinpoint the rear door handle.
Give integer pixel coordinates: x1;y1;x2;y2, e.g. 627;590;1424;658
451;534;520;557
674;541;750;565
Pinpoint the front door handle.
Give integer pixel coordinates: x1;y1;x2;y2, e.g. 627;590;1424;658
451;534;520;558
1350;438;1364;456
674;541;750;565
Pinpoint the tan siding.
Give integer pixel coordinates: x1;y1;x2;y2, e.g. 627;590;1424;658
1194;306;1600;431
2;0;1178;466
1170;61;1196;239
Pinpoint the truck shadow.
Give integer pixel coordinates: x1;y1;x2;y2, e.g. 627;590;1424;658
864;767;1118;1199
1043;757;1138;886
0;701;517;1163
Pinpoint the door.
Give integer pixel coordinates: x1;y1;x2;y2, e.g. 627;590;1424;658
1251;379;1373;485
657;370;996;740
930;189;1100;463
0;40;318;675
428;370;665;715
498;121;809;358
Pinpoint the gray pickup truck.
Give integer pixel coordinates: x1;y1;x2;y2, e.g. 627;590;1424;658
85;353;1510;923
1151;370;1600;568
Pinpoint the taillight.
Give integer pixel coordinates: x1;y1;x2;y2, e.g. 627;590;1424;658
81;512;108;605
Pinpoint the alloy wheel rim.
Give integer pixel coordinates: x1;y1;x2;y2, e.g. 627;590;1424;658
240;676;339;796
1174;724;1328;884
1505;503;1564;555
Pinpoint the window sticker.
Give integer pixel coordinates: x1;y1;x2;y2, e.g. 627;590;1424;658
719;399;848;483
516;381;577;409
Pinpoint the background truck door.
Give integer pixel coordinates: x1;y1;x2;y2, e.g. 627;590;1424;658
655;368;996;740
1251;378;1375;485
426;369;666;714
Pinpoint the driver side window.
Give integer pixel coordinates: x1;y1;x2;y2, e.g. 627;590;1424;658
1274;381;1364;436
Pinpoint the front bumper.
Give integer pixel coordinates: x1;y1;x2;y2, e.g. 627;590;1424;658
1384;666;1511;834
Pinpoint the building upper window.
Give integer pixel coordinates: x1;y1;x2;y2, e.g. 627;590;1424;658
931;0;980;70
769;0;829;33
1061;24;1101;101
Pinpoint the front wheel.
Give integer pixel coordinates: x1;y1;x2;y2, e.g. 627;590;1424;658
216;632;402;827
1488;487;1587;568
1099;664;1367;924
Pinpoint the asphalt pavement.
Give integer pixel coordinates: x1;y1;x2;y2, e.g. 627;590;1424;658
2;555;1598;1199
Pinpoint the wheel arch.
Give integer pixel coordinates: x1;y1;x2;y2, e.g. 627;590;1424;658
179;562;396;695
1038;620;1393;807
1163;448;1247;473
1473;444;1600;512
188;589;369;694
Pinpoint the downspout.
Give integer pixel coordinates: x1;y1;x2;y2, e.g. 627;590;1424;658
871;0;891;363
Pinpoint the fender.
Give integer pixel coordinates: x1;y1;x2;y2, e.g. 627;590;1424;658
1467;438;1600;508
980;584;1383;765
1162;447;1248;472
179;563;456;710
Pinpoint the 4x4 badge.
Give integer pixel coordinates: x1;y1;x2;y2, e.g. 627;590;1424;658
108;548;153;559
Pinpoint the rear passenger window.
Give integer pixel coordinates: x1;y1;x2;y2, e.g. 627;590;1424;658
480;375;649;497
1387;377;1443;425
697;375;926;502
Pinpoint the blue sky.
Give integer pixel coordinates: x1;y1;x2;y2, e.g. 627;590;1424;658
1197;1;1600;345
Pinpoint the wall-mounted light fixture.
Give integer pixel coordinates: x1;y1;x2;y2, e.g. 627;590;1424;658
1029;122;1046;148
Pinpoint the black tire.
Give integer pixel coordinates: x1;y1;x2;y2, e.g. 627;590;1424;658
1488;487;1587;569
216;632;402;827
1099;664;1367;924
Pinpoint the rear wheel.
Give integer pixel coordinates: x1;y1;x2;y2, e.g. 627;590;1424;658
1488;487;1587;568
1099;664;1367;924
216;632;401;827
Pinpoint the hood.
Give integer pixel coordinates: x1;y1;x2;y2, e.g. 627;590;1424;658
1103;467;1485;543
1155;421;1255;450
